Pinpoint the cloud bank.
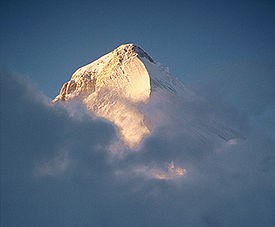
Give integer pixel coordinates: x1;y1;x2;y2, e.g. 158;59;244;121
1;72;275;227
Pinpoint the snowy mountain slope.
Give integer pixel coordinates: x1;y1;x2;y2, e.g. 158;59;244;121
53;43;238;149
53;44;182;148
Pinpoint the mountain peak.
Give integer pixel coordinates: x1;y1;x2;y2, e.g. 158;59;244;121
114;43;155;63
53;44;179;148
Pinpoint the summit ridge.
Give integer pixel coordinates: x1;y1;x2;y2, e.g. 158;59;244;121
114;43;155;63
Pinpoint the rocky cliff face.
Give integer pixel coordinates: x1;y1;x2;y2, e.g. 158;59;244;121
53;44;178;148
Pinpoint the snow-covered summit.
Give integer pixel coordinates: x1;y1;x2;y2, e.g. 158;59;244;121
53;43;181;148
113;43;155;63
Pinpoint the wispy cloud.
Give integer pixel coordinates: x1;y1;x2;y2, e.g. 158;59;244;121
34;150;71;177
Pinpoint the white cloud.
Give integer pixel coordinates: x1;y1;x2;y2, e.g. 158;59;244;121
1;72;275;227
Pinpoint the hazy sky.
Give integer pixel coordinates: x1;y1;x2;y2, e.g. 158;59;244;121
1;0;274;97
1;1;275;227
